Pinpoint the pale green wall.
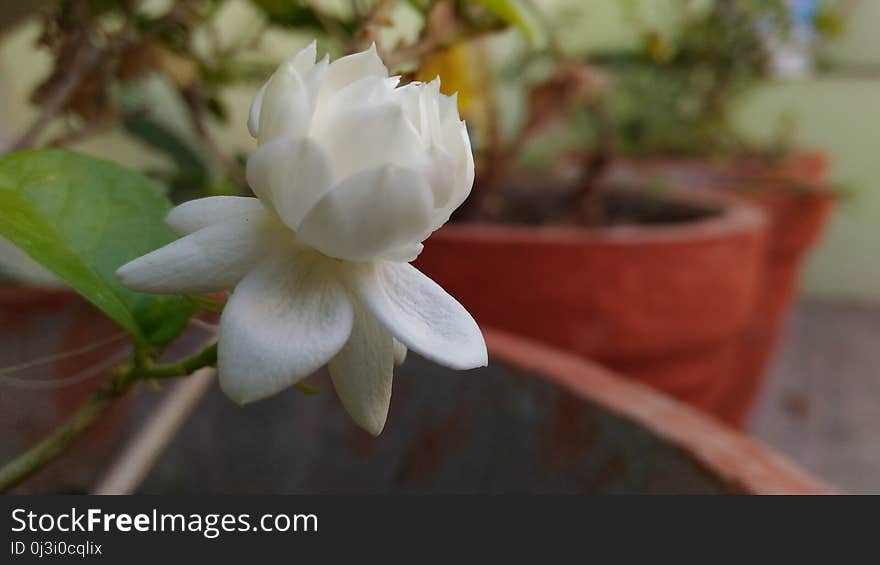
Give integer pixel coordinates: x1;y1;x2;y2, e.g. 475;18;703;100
739;80;880;302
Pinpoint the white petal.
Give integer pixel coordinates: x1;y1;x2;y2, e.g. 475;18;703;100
324;74;399;109
258;63;315;145
312;74;399;136
247;81;268;138
297;165;433;261
392;338;407;366
438;91;461;122
311;99;425;180
249;42;321;140
423;144;456;214
328;304;394;436
350;261;487;370
166;196;265;235
319;43;387;100
419;78;444;147
392;81;473;231
380;243;423;263
246;136;333;229
218;248;354;404
286;40;318;75
394;81;424;135
117;211;276;294
431;119;474;230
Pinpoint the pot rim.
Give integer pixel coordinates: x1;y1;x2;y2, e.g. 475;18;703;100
0;285;78;305
610;154;838;198
441;186;767;246
486;327;836;495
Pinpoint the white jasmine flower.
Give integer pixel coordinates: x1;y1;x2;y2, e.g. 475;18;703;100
117;42;487;435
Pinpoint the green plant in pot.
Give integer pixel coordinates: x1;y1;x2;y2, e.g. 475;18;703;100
597;0;844;423
414;0;848;426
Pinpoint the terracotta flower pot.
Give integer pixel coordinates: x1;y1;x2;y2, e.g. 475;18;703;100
482;330;833;494
606;153;834;424
138;328;832;494
414;188;768;424
0;286;130;492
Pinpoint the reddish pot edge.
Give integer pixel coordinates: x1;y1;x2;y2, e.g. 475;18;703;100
442;186;766;246
613;151;831;183
485;328;837;495
0;285;77;305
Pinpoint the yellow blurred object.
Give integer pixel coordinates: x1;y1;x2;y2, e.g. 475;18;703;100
643;30;673;63
154;45;200;90
418;43;474;113
417;41;494;142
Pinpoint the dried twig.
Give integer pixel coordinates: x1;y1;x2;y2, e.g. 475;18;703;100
354;0;397;51
6;41;102;153
182;90;247;187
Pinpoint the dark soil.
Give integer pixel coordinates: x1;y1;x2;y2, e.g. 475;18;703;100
474;179;722;228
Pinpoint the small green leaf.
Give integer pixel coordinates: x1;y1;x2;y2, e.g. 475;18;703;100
0;149;193;346
186;294;226;313
469;0;545;48
294;381;321;395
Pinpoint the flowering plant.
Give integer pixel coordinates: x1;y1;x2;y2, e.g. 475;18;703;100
0;0;540;488
118;43;487;435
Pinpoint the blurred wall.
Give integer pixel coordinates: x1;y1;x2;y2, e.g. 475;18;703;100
0;0;878;302
736;0;880;303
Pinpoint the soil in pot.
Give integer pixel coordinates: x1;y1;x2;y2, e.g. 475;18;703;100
415;184;768;425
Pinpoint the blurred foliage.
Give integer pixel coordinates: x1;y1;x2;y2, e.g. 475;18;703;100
248;0;332;30
2;0;529;202
591;0;846;158
459;0;853;225
468;0;543;47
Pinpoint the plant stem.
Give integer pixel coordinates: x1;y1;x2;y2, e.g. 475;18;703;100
0;379;122;492
0;342;217;493
136;343;218;380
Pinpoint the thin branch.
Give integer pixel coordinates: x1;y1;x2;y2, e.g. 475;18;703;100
0;341;218;493
0;348;131;391
5;41;102;153
0;332;127;375
136;343;218;380
384;19;505;70
0;378;121;491
182;91;248;187
354;0;397;51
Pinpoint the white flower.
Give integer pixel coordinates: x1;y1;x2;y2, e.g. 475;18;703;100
116;42;486;435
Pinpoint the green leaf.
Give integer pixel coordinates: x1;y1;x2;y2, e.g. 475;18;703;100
469;0;545;48
249;0;354;33
122;115;208;179
0;149;194;346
